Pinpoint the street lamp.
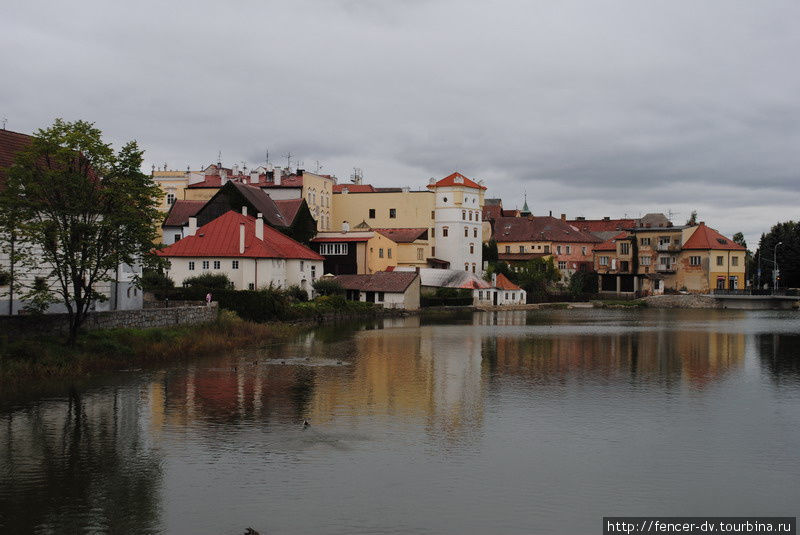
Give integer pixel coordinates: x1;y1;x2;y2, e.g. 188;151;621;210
773;241;783;291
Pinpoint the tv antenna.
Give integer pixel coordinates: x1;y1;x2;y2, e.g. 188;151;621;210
350;167;363;185
1;116;6;130
265;147;270;166
282;151;293;170
667;209;679;222
217;150;222;167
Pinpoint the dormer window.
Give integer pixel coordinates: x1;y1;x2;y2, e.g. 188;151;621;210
454;176;464;184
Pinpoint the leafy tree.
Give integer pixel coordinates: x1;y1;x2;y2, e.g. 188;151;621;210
568;270;598;298
482;239;498;263
140;269;174;291
286;284;309;302
0;119;162;343
754;221;800;289
183;273;234;290
313;278;344;296
686;210;698;226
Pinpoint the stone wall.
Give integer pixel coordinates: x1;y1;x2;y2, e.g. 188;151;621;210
644;294;720;309
0;303;218;338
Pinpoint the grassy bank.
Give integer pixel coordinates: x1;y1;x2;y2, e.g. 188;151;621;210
591;298;648;308
0;310;299;382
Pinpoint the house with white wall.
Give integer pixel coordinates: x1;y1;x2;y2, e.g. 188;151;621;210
333;271;420;309
157;210;323;297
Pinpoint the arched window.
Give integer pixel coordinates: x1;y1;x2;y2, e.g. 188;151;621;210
470;243;474;254
442;226;449;237
464;227;468;237
462;210;466;220
473;228;478;238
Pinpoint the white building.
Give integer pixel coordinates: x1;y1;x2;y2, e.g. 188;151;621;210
157;210;324;297
333;271;421;309
428;172;486;276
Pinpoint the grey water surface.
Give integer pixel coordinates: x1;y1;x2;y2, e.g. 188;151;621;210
1;308;799;534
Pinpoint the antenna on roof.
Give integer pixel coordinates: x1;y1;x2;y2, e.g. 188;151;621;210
217;151;222;167
265;147;270;166
315;160;323;173
667;209;679;222
282;151;293;170
350;168;363;185
1;116;6;130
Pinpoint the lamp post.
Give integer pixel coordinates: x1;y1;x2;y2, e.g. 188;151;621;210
773;241;783;291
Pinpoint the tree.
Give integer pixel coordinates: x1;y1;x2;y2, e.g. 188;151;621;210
754;221;800;289
313;278;344;296
686;210;698;226
0;119;162;343
183;273;234;290
482;239;498;264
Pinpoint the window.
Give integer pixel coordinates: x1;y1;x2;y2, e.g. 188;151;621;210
443;197;448;203
465;263;469;271
566;246;571;254
379;248;384;258
442;227;449;237
464;227;469;237
544;245;550;254
557;245;562;254
473;228;478;238
417;248;423;260
300;261;305;271
166;193;175;205
470;244;475;254
472;263;476;273
369;208;376;219
479;291;483;300
641;237;651;246
431;227;435;238
640;256;651;265
716;256;724;266
248;283;255;290
320;243;348;255
387;249;392;259
174;234;181;242
311;266;316;280
202;260;209;270
389;208;396;219
462;210;466;220
378;292;385;302
690;256;701;266
232;260;239;269
558;261;567;270
469;211;473;221
213;260;220;269
189;261;195;271
431;211;435;219
582;246;587;256
731;256;739;266
619;242;630;255
505;292;509;300
599;256;609;266
431;246;435;256
505;245;511;253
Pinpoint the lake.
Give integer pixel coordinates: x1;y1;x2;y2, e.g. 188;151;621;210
2;309;799;534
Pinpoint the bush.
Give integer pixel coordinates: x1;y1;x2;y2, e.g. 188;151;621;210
422;288;473;307
183;273;234;290
141;269;174;291
568;271;598;298
286;284;309;302
0;270;10;286
313;278;344;296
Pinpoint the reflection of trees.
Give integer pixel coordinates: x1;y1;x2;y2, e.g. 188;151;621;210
0;387;162;533
757;334;800;385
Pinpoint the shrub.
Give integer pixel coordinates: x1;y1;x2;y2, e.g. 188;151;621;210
0;270;10;286
141;269;174;291
183;273;234;290
286;285;309;302
313;278;344;296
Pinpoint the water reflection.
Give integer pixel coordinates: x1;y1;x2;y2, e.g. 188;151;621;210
1;310;795;534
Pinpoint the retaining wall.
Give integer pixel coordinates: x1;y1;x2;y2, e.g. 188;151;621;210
0;303;218;338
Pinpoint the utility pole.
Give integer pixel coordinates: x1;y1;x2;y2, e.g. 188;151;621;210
773;241;783;291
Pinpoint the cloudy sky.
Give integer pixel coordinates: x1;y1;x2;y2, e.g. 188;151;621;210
3;0;798;246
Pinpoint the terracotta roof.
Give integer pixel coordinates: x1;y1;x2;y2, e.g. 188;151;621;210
594;232;629;252
493;216;601;244
482;203;503;221
274;198;304;224
0;129;34;187
682;223;745;251
428;172;487;190
156;211;323;260
374;228;428;243
494;273;521;291
311;236;370;242
568;218;637;234
163;200;205;227
333;184;375;193
501;209;520;217
333;272;418;293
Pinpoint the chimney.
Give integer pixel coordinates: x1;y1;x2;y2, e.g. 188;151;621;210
250;171;259;184
603;216;610;221
187;217;198;236
549;210;552;217
255;213;264;240
239;223;245;254
492;273;497;286
342;220;350;233
560;213;566;222
415;266;420;273
220;168;227;185
274;168;282;186
242;206;248;217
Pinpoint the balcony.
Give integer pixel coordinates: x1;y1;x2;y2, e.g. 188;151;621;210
656;264;676;273
657;243;681;252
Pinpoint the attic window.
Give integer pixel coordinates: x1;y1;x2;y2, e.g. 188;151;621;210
454;176;464;184
717;238;727;245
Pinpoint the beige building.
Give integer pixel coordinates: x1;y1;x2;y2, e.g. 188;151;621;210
331;187;435;234
152;168;192;212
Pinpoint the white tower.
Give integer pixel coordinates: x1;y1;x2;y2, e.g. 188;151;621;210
429;172;486;276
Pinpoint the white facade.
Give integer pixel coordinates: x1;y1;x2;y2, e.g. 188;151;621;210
432;183;484;276
165;256;322;297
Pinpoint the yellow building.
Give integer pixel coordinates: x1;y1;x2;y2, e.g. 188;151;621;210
152;169;192;212
310;230;399;275
331;186;435;234
373;228;433;268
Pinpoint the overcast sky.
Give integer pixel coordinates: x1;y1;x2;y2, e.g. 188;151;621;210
3;0;798;247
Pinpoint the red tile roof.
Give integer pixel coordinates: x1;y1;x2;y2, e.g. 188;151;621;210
333;272;418;293
0;129;33;188
428;172;487;190
163;200;205;227
682;223;746;251
157;211;323;260
311;236;370;242
274;198;304;224
187;172;305;189
494;273;521;291
374;228;428;243
594;232;629;252
493;216;601;244
568;218;637;234
333;184;375;193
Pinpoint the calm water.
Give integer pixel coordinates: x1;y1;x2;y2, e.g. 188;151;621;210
2;309;799;534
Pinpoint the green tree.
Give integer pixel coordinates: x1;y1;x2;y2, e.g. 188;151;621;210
515;257;561;299
686;210;698;226
0;119;163;343
313;278;344;296
754;221;800;289
482;239;498;263
183;273;234;290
